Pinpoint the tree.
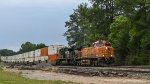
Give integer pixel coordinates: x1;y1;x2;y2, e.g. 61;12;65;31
36;43;47;49
109;16;131;65
18;42;47;53
115;0;150;65
19;42;37;53
65;3;90;48
65;0;116;48
0;49;16;56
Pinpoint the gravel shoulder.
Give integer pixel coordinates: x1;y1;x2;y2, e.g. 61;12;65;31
4;68;150;84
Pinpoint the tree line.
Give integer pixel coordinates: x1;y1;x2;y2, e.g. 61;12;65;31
65;0;150;65
0;42;47;56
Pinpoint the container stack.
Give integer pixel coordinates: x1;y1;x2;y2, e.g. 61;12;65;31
0;45;65;64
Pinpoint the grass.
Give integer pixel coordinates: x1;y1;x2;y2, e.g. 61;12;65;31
0;69;73;84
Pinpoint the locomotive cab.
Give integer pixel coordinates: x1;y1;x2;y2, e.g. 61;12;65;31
93;40;114;58
94;40;112;47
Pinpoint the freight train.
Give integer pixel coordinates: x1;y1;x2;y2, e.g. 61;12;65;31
0;40;115;66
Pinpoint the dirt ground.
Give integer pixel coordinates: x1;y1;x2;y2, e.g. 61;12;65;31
4;68;150;84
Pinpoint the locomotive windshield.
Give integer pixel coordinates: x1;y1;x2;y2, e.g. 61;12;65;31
96;43;103;47
105;43;111;47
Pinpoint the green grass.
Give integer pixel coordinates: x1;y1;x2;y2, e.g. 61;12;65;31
0;70;73;84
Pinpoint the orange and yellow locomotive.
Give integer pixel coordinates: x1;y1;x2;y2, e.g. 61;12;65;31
79;40;114;66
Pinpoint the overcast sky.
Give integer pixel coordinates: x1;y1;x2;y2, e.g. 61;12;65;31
0;0;89;51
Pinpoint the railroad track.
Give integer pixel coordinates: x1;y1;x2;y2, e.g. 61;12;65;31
4;62;150;78
57;66;150;73
43;66;150;78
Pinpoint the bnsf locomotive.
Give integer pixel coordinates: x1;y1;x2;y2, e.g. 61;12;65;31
0;40;115;66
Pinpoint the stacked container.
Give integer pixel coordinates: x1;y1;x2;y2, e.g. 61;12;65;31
41;47;48;56
28;51;34;63
0;45;65;64
1;56;7;62
39;47;49;62
35;49;41;56
29;51;34;58
48;45;64;55
48;45;64;62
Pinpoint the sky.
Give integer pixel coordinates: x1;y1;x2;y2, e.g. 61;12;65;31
0;0;89;51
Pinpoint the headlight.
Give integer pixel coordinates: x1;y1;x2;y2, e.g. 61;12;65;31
111;55;113;57
103;55;105;57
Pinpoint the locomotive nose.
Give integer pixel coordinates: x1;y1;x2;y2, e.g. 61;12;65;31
101;46;112;58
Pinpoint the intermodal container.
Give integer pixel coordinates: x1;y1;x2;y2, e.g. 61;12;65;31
24;52;29;58
35;49;41;57
29;51;35;57
41;47;48;56
48;45;64;55
29;57;34;62
34;56;39;61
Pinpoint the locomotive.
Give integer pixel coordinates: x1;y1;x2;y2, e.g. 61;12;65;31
56;40;115;66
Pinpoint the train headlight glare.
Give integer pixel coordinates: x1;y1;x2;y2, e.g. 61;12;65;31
103;55;105;57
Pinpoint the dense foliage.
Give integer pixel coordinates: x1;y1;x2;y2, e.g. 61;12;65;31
0;49;16;56
65;0;150;65
18;42;47;53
